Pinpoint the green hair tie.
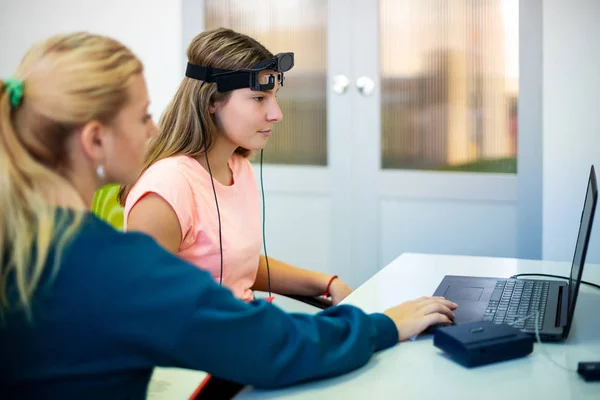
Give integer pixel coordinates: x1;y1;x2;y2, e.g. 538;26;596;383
4;78;24;109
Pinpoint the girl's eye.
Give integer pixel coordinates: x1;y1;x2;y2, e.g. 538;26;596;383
253;97;264;103
142;114;152;123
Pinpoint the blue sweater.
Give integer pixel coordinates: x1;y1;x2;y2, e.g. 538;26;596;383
0;212;397;399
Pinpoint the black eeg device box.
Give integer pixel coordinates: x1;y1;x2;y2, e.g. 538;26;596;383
433;321;534;367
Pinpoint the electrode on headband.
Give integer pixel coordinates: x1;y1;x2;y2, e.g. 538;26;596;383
185;52;294;92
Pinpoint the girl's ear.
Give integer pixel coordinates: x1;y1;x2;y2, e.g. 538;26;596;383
208;94;219;114
210;92;229;114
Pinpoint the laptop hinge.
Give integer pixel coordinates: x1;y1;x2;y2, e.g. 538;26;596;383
555;285;568;327
555;286;562;327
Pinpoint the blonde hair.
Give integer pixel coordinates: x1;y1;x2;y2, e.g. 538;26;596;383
0;32;143;315
118;27;273;205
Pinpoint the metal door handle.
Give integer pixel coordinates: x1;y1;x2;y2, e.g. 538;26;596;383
332;74;350;95
356;76;375;96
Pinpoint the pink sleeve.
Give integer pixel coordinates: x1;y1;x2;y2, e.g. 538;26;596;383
124;163;195;246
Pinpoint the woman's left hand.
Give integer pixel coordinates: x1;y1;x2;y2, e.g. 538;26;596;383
328;278;353;305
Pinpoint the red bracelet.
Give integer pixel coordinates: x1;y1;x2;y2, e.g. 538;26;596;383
322;275;339;298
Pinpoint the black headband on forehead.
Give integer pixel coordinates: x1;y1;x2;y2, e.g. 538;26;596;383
185;52;294;92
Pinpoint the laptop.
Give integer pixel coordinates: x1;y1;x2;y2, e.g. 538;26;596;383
431;165;598;341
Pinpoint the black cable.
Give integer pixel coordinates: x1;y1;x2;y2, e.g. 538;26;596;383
510;273;600;291
260;149;272;297
204;143;223;286
195;81;224;286
194;81;271;296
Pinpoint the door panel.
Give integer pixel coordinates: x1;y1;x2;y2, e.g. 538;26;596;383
351;0;518;283
380;199;517;267
191;0;358;285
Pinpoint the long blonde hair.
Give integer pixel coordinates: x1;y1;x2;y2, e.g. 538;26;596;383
0;33;143;314
118;27;273;205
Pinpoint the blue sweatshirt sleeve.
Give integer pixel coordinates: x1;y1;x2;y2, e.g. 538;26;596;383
171;283;398;388
67;224;398;389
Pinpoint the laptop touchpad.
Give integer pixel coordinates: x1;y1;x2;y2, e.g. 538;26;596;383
443;286;484;301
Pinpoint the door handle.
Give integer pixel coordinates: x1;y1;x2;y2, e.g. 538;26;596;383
356;76;375;96
332;74;350;95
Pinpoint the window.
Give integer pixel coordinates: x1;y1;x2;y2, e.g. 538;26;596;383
380;0;518;173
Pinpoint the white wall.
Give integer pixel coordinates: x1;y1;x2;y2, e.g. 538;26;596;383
542;0;600;263
0;0;182;119
516;0;543;260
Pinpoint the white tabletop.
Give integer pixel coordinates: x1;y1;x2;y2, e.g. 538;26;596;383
236;253;600;399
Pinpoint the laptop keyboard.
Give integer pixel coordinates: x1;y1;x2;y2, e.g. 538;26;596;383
483;280;550;330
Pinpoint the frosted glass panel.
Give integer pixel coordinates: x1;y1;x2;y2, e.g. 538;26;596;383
380;0;518;173
205;0;327;166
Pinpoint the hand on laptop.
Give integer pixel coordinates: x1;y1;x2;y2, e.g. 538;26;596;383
384;296;458;341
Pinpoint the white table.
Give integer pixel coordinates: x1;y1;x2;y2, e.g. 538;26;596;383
237;253;600;399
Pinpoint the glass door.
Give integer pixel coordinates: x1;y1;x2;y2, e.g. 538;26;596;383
354;0;519;273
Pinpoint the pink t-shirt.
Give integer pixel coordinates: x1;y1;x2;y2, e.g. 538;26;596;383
124;155;261;301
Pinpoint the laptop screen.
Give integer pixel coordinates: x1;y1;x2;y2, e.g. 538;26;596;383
566;166;598;333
